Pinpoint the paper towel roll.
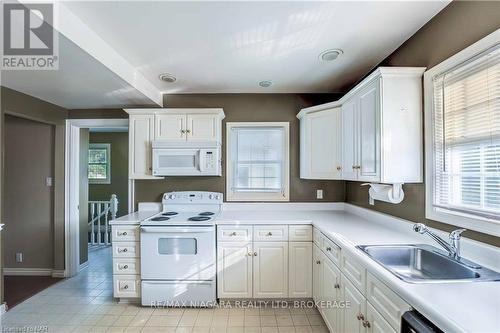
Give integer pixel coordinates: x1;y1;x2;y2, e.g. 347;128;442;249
367;183;404;204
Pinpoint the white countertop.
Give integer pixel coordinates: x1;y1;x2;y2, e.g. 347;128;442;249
111;203;500;332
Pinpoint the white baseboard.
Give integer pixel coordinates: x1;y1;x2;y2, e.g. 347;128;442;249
52;269;66;278
79;261;89;271
0;303;6;315
4;268;66;277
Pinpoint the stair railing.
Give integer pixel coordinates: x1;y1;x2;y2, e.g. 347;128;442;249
88;194;118;246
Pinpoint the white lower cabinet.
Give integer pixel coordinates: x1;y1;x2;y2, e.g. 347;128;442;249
312;228;410;333
217;242;253;298
289;242;312;298
111;225;140;300
322;254;342;333
217;225;311;299
253;242;288;298
341;274;366;333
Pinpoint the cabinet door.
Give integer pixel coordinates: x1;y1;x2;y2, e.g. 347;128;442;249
129;114;155;178
186;114;219;142
305;108;342;179
342;99;358;180
357;80;381;182
342;275;366;333
288;242;312;298
313;244;323;304
155;114;186;141
253;242;288;298
217;242;252;298
322;257;342;333
366;302;397;333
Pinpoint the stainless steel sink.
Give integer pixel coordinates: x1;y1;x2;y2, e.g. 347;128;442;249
356;244;500;283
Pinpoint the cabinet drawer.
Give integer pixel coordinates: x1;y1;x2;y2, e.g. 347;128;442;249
313;228;323;246
112;225;139;242
341;252;366;295
217;225;252;242
113;275;141;298
112;242;140;258
289;225;312;241
254;225;288;241
113;258;140;275
322;236;341;268
367;272;410;330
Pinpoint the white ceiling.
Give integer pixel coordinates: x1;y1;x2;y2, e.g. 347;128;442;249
1;1;450;108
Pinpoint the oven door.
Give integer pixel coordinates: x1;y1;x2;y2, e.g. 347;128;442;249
140;226;215;281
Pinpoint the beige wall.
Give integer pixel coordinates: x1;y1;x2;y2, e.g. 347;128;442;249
89;132;129;217
4;115;55;269
135;93;345;205
345;1;500;247
79;129;89;265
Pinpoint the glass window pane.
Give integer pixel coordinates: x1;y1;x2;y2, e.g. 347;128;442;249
89;149;107;163
89;164;107;179
158;238;197;255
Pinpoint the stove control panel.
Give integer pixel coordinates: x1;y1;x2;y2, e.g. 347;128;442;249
162;191;223;204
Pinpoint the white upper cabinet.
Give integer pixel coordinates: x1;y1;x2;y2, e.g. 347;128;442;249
298;67;425;184
300;108;342;179
125;108;225;179
129;114;158;179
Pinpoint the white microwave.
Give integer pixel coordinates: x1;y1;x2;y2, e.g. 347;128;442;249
152;141;221;176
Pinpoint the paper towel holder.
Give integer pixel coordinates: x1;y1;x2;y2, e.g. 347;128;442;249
360;183;404;205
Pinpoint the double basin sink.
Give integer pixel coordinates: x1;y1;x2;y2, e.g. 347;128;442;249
356;244;500;283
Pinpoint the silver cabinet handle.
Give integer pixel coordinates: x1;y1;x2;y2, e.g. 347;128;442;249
267;232;273;236
123;265;129;269
326;247;332;251
186;129;191;134
253;252;257;256
357;314;364;321
316;260;321;264
334;283;340;289
119;248;128;253
119;231;128;236
123;285;129;290
230;232;237;236
362;320;370;328
247;252;252;257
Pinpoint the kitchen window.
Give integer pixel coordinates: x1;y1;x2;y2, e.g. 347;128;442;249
226;122;290;201
424;31;499;236
88;143;111;184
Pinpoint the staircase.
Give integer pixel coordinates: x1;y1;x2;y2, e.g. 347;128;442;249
88;194;118;247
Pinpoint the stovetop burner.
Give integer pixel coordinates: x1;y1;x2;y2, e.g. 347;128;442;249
151;216;170;221
188;216;211;222
162;211;178;216
199;212;215;216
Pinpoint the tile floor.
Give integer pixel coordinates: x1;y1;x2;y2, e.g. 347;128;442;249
0;246;328;333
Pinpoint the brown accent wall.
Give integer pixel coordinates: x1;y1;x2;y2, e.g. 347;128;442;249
135;94;345;205
4;115;55;269
345;1;500;247
89;132;129;217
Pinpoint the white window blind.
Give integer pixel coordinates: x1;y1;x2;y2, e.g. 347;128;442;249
231;126;285;193
432;44;500;220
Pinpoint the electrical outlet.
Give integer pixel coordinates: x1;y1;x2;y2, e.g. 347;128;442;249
46;177;53;187
316;189;323;199
16;252;23;263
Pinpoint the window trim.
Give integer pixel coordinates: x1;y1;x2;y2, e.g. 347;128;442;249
226;122;290;202
88;143;111;184
424;29;500;237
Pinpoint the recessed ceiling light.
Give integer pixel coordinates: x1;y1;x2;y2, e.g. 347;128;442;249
159;73;176;83
259;80;272;88
319;49;343;62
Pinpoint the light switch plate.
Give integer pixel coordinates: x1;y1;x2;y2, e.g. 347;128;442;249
16;252;23;263
316;189;323;199
46;177;53;187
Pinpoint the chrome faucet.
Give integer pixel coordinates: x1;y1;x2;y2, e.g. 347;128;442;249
413;223;466;259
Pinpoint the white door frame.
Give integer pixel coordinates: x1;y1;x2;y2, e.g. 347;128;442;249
64;118;129;278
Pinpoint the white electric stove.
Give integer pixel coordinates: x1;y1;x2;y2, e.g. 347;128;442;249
140;191;222;307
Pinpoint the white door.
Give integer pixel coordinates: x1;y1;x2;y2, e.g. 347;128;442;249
366;302;397;333
307;109;342;179
217;242;253;298
357;79;380;182
342;99;358;180
186;114;219;142
313;244;323;304
322;257;342;333
253;242;288;298
288;242;312;298
155;114;186;141
342;275;366;333
129;114;155;178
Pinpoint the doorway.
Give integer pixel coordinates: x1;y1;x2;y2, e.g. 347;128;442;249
3;115;61;307
65;119;129;277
